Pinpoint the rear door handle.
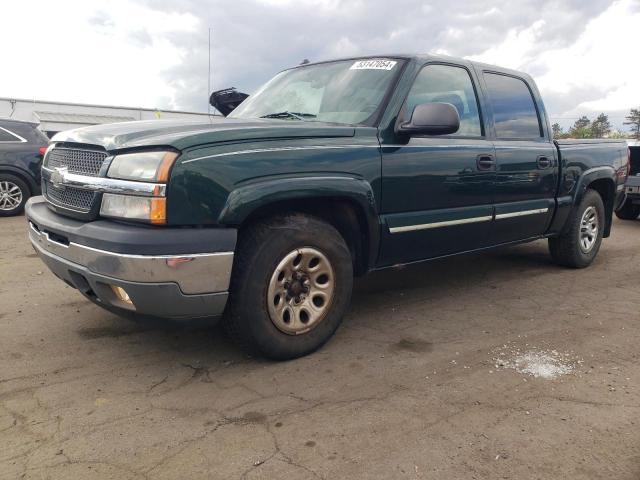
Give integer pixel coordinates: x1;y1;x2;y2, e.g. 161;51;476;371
537;155;552;169
476;154;495;171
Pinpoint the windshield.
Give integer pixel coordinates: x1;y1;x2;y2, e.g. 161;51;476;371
229;58;403;125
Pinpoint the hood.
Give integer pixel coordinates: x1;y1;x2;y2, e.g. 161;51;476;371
51;117;356;152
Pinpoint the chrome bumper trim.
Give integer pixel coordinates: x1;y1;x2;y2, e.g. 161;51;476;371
42;166;166;197
28;222;233;294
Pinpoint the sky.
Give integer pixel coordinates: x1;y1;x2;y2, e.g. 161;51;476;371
2;0;639;131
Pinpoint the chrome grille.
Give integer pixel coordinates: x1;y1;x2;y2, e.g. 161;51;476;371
44;181;96;212
46;146;108;176
43;145;107;213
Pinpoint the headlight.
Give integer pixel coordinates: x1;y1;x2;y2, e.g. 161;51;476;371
107;150;178;182
101;149;178;225
100;193;166;225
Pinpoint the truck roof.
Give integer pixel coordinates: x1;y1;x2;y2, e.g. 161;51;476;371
297;53;533;80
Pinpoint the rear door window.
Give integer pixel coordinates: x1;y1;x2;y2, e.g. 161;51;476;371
0;127;25;142
483;73;542;139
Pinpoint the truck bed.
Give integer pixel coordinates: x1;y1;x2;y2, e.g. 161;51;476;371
555;139;628;190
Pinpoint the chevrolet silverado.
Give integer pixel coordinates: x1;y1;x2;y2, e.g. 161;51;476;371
26;54;628;359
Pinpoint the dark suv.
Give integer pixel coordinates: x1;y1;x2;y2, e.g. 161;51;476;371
0;119;49;216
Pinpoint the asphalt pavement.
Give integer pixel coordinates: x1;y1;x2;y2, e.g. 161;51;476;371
2;213;639;479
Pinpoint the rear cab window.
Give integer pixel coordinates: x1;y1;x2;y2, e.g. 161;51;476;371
482;72;543;139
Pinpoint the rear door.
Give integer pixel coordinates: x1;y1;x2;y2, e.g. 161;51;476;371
379;62;496;265
479;71;557;244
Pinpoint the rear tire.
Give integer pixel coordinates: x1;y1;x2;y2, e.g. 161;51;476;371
615;199;640;220
223;213;353;360
549;189;605;268
0;174;29;217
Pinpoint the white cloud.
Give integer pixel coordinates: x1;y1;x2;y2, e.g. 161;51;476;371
324;37;360;58
0;0;199;109
469;20;546;69
255;0;347;8
469;0;640;128
2;0;635;130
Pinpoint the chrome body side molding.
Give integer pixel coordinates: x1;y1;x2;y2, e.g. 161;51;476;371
494;208;549;220
389;207;550;233
389;215;493;233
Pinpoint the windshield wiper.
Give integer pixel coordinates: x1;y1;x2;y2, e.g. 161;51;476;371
260;111;316;121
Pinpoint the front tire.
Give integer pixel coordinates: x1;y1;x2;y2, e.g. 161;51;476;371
615;198;640;220
549;189;605;268
224;213;353;360
0;174;29;217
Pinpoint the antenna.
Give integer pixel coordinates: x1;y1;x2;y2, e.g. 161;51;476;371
208;27;212;115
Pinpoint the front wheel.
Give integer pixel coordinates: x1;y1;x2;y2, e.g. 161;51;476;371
223;214;353;360
615;198;640;220
549;189;605;268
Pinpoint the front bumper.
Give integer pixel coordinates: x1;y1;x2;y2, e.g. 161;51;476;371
26;197;237;319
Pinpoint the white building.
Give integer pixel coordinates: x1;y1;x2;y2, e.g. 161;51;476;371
0;97;215;138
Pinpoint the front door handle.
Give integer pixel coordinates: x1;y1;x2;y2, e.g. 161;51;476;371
476;154;495;171
537;155;552;169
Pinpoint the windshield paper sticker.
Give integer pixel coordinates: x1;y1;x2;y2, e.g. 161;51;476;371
350;59;397;70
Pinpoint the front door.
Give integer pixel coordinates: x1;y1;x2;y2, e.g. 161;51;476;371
379;63;495;266
480;72;558;243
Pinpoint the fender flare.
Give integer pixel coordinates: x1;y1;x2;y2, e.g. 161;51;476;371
563;166;617;237
218;175;381;270
0;164;39;194
572;166;616;206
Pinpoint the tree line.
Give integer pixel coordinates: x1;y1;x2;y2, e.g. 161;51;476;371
552;108;640;140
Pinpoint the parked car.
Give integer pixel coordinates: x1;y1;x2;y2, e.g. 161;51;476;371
615;141;640;219
26;54;628;359
0;119;49;216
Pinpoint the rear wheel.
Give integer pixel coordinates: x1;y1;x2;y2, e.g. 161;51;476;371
224;213;353;360
615;198;640;220
549;189;605;268
0;174;29;217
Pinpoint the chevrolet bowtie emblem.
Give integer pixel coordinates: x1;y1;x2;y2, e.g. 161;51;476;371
50;167;67;189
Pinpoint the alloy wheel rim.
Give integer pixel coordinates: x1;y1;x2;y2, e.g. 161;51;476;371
267;247;335;335
0;181;23;211
579;205;599;253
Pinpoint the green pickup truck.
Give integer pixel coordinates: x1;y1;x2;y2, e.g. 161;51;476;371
26;54;628;359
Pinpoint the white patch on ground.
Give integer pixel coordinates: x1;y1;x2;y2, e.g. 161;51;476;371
492;343;582;380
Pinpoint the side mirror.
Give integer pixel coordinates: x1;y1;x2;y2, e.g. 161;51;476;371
396;102;460;136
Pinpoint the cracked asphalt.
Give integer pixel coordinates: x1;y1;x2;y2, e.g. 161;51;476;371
2;213;640;479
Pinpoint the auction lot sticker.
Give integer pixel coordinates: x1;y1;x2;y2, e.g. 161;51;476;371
350;59;397;70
